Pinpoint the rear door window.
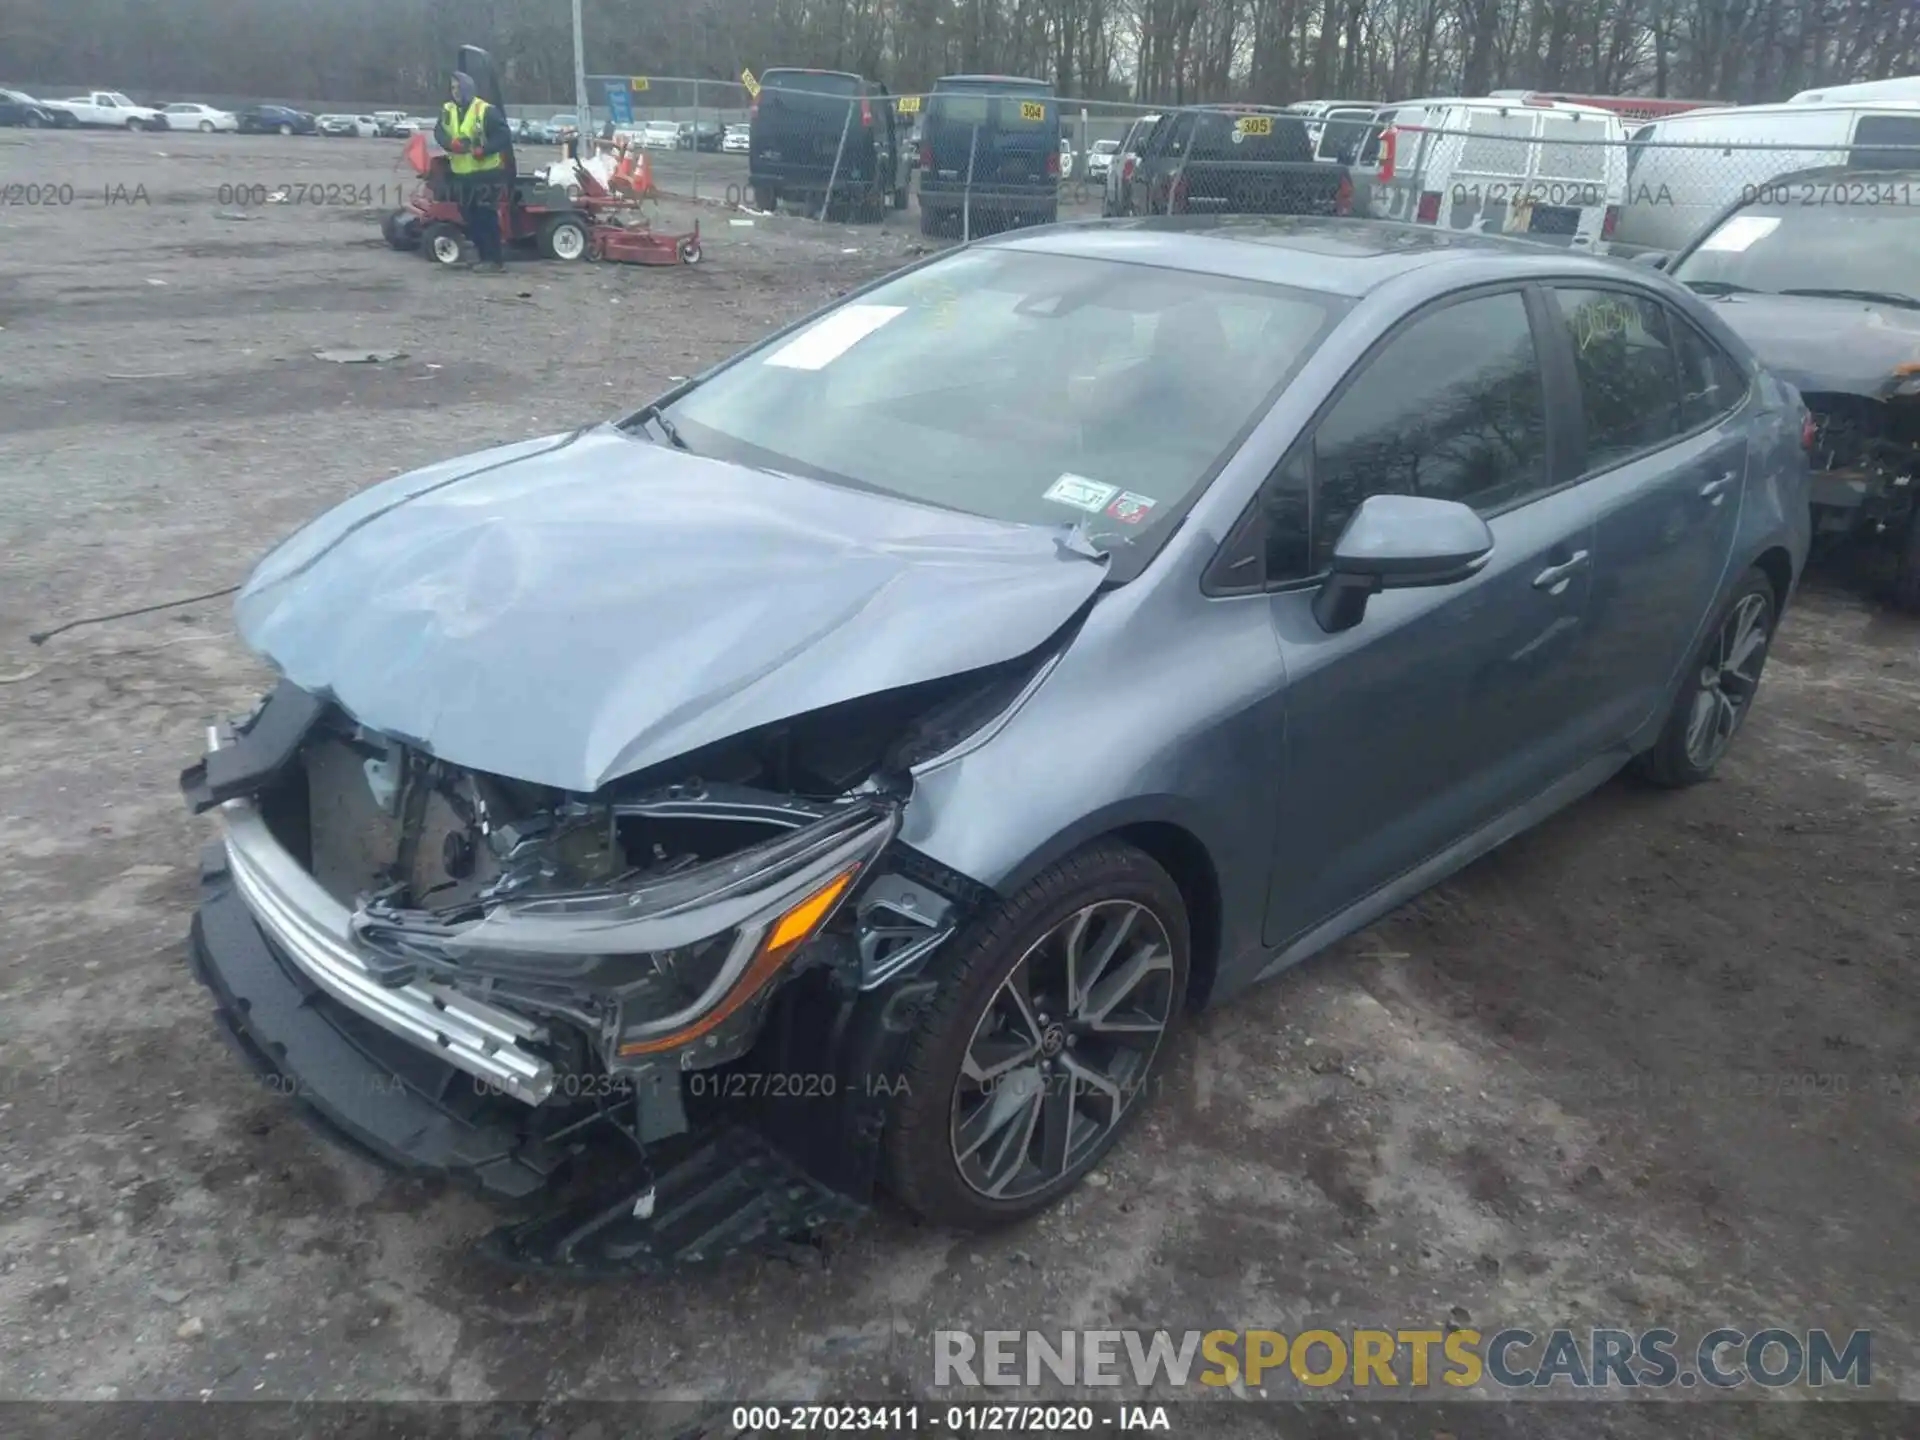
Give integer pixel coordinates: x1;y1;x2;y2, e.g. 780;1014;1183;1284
1550;289;1684;470
1188;111;1313;163
1535;115;1610;182
1457;109;1534;178
1850;113;1920;169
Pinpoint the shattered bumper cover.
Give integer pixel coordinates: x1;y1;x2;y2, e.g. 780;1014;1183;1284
189;843;570;1200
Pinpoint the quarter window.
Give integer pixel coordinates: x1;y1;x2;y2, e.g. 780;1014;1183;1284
1551;288;1684;469
1670;317;1747;430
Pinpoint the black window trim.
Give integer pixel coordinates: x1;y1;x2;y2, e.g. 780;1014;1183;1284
1536;278;1755;484
1203;279;1572;598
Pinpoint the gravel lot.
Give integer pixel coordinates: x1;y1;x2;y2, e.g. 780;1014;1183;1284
2;128;1917;1433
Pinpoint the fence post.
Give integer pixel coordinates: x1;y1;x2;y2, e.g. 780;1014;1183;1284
963;123;978;242
691;78;701;201
820;97;854;223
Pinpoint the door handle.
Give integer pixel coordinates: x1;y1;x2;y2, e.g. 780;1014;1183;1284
1700;470;1738;503
1532;550;1591;593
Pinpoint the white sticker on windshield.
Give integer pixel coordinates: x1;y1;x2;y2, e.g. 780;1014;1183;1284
763;304;907;370
1699;214;1781;253
1043;474;1120;512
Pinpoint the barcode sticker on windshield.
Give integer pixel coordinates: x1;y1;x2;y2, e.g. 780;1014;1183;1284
764;304;907;370
1043;474;1120;512
1699;214;1780;254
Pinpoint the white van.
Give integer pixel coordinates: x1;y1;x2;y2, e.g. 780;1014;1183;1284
1789;75;1920;104
1352;97;1628;252
1611;100;1920;256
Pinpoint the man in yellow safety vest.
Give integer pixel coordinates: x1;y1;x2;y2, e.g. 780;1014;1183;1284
434;71;514;272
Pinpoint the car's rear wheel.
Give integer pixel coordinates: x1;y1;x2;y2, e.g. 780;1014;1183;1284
199;120;214;132
278;123;292;136
883;841;1188;1229
1633;568;1776;788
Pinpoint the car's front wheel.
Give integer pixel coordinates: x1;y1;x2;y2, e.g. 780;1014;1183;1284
1634;567;1777;787
883;841;1188;1229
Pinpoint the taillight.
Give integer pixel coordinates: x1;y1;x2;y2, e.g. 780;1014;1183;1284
1602;204;1620;239
1171;172;1189;213
860;98;872;126
1046;148;1061;178
748;96;758;121
1122;156;1135;184
1802;411;1818;453
1379;126;1397;180
1335;173;1354;215
919;142;932;169
1415;189;1441;223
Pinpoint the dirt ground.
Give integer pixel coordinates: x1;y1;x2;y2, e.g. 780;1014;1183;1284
2;128;1917;1434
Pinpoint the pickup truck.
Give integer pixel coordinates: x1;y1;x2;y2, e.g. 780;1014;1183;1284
42;91;166;130
1124;105;1352;219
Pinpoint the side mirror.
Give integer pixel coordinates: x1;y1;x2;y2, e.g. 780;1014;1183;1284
1312;494;1494;634
1631;249;1671;270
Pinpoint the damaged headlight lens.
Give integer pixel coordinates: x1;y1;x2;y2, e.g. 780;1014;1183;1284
351;797;897;1070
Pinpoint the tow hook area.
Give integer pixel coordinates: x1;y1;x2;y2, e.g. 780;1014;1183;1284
481;1126;869;1275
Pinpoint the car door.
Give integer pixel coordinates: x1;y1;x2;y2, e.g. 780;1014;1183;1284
1135;112;1194;214
1541;286;1748;741
1253;286;1603;948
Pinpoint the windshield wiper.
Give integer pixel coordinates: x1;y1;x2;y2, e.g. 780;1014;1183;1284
1776;286;1920;311
1683;279;1758;295
633;403;690;451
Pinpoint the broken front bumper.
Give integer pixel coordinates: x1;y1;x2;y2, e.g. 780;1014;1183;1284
210;757;558;1103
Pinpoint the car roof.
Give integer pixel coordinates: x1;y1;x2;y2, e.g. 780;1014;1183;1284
987;215;1662;298
935;74;1051;87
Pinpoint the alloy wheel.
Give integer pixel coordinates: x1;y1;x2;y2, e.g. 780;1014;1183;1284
1684;591;1770;770
949;900;1175;1201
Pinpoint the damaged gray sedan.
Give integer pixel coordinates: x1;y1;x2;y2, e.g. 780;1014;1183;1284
184;217;1807;1270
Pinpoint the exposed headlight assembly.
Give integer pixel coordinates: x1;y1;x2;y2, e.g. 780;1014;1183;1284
352;794;900;1072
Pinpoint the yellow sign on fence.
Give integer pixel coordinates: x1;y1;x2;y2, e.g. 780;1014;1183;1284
1019;100;1046;121
629;76;650;92
1236;114;1273;136
897;95;921;115
741;68;760;98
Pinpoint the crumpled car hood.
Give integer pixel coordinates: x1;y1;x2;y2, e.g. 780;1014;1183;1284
235;424;1106;793
1710;293;1920;397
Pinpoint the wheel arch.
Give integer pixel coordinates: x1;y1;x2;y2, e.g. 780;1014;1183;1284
1752;543;1795;618
975;799;1230;1014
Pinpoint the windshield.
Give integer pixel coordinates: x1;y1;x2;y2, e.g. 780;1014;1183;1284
1093;140;1119;154
109;93;137;107
657;248;1344;577
1673;199;1920;304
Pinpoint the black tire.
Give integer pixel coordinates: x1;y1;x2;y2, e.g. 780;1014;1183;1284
25;113;44;129
199;120;214;133
1891;504;1920;614
918;205;943;237
536;213;589;261
892;183;909;212
420;222;465;265
1632;567;1777;788
380;210;420;251
278;123;293;136
882;840;1189;1230
750;182;778;212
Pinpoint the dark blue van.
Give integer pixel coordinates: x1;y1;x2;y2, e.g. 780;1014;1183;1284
917;75;1060;236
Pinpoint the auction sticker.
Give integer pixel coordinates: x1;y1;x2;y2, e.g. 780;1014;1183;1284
1106;491;1158;525
1044;474;1120;512
764;305;906;370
